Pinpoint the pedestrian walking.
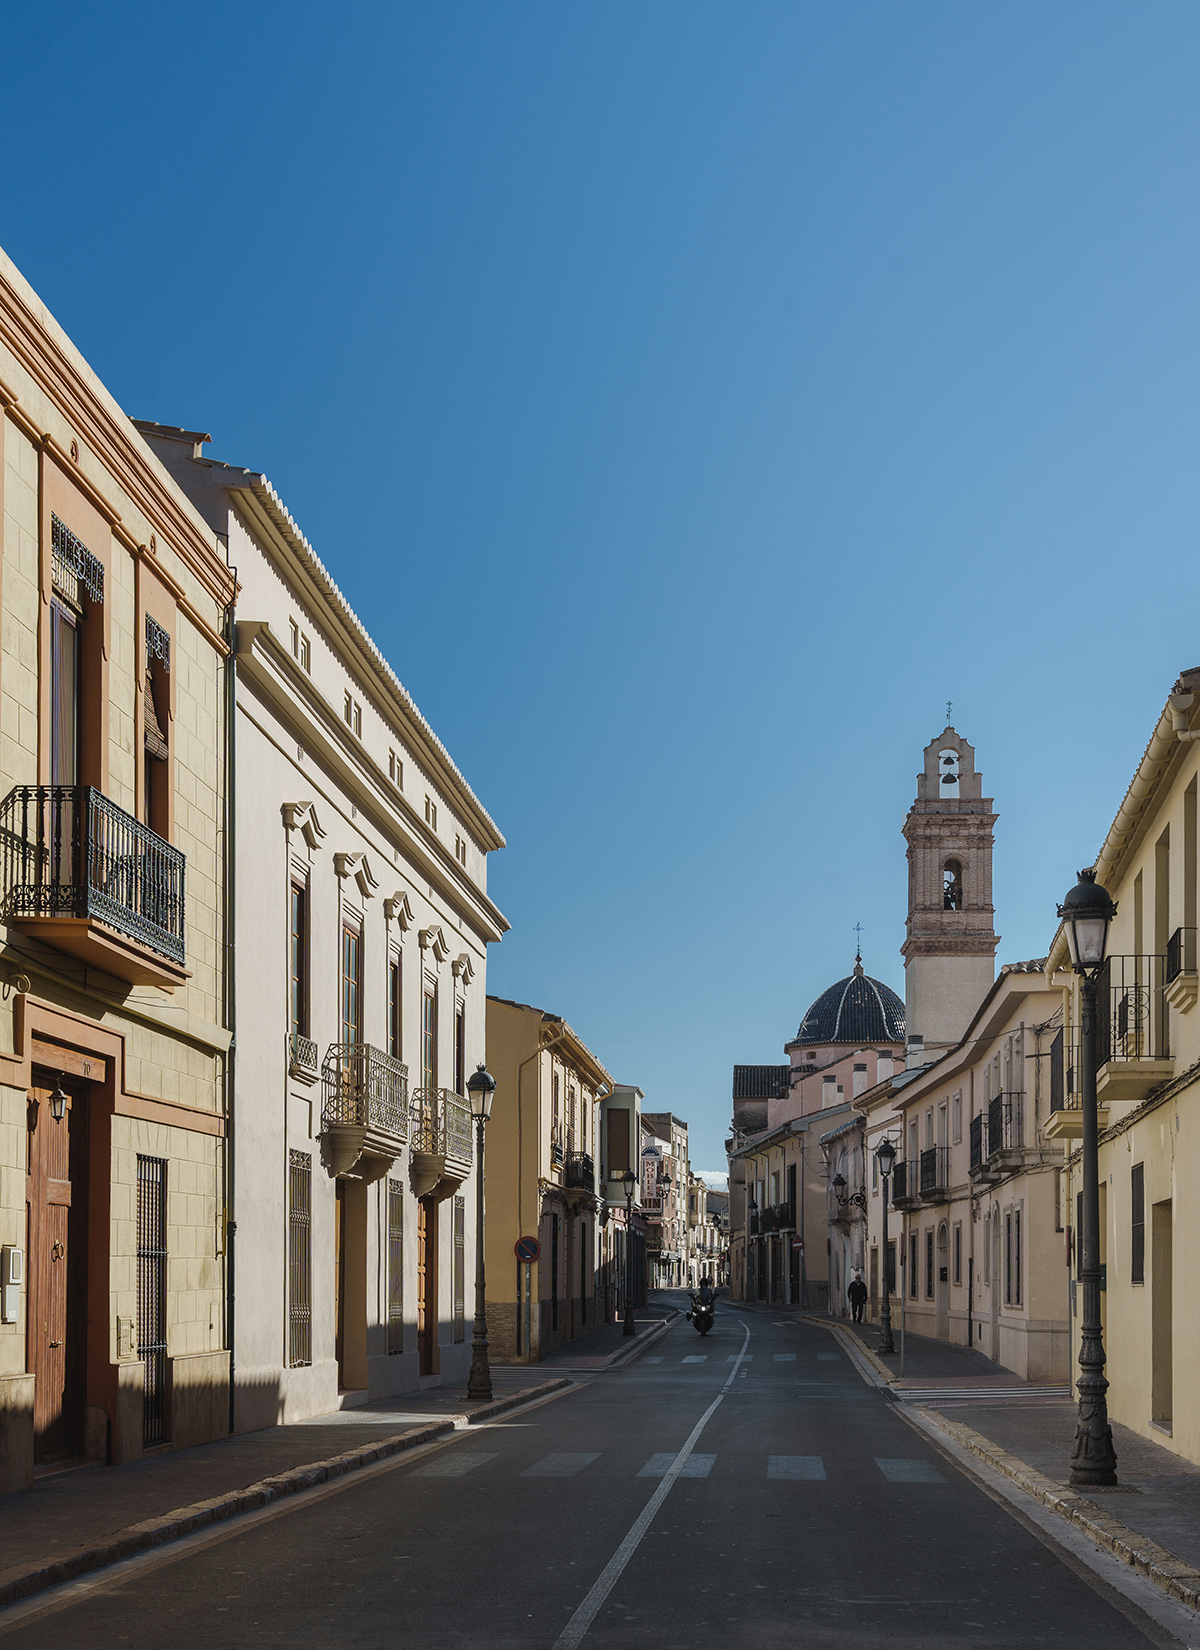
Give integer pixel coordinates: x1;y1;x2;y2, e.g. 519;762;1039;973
847;1270;868;1324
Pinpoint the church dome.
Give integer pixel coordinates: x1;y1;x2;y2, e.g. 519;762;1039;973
794;960;905;1046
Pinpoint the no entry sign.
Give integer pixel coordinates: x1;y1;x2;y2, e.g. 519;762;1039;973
514;1235;541;1263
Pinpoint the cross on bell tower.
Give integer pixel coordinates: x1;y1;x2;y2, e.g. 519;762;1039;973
901;724;998;1054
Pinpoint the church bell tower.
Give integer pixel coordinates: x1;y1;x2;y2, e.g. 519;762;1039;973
901;725;998;1055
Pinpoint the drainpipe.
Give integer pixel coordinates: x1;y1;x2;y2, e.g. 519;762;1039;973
222;572;238;1436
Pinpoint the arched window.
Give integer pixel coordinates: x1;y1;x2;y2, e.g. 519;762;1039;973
943;858;964;910
939;749;960;799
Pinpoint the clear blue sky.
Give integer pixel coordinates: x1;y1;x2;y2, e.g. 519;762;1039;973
6;4;1200;1167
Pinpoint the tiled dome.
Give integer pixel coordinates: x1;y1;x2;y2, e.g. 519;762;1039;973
795;960;905;1045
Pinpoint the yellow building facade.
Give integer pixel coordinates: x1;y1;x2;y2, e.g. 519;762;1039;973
0;248;236;1486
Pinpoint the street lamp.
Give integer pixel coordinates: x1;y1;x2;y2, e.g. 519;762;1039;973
831;1172;867;1212
1058;867;1119;1487
875;1136;897;1356
49;1076;68;1124
620;1167;638;1336
465;1062;496;1402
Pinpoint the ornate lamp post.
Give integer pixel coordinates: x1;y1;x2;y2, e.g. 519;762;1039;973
620;1167;638;1336
1058;868;1119;1487
466;1062;497;1402
875;1136;897;1356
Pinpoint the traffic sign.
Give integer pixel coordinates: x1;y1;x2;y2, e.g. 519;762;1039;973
791;1239;804;1251
514;1235;540;1263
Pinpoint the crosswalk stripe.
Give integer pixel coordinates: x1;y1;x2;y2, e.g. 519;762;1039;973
773;1353;797;1362
638;1452;716;1480
412;1452;498;1478
726;1354;753;1361
767;1455;826;1480
521;1453;601;1478
682;1355;708;1364
875;1457;946;1483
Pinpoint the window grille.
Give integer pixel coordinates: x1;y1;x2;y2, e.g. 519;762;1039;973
1131;1163;1145;1284
288;1151;312;1367
388;1179;404;1353
146;614;170;671
51;515;104;606
452;1196;466;1343
136;1155;168;1447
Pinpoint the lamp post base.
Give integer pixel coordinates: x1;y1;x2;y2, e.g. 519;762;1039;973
622;1309;637;1337
878;1299;895;1357
1069;1373;1117;1487
467;1330;493;1403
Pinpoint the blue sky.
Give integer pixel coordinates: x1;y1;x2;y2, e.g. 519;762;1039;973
5;3;1200;1166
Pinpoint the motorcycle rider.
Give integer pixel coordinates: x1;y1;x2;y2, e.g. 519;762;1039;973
688;1274;716;1322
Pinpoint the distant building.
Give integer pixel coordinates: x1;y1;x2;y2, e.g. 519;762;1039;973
642;1112;689;1288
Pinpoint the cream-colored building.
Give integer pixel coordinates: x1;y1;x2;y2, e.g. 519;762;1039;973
0;249;237;1486
139;425;507;1423
643;1112;688;1288
599;1084;647;1320
483;997;608;1361
1047;667;1200;1462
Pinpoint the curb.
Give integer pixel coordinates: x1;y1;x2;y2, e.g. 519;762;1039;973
602;1311;682;1367
797;1314;895;1390
0;1377;574;1611
913;1407;1200;1614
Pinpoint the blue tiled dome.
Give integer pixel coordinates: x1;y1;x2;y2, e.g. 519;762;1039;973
795;961;905;1045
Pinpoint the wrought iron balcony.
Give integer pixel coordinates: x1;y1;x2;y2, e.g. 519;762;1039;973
409;1087;473;1198
919;1146;949;1200
1166;926;1198;1011
320;1042;408;1179
969;1113;983;1172
565;1152;595;1193
987;1092;1023;1157
890;1160;920;1207
288;1031;319;1083
0;784;186;987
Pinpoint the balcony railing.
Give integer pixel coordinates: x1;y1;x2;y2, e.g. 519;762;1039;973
1167;926;1197;984
1;784;185;963
288;1032;319;1080
410;1087;472;1164
919;1146;949;1199
1097;954;1169;1064
987;1092;1023;1155
321;1043;408;1140
969;1113;983;1171
566;1151;595;1193
891;1160;919;1204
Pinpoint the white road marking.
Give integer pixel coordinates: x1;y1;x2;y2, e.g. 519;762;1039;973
682;1355;708;1364
412;1451;498;1478
767;1456;826;1480
773;1353;797;1362
876;1457;946;1483
637;1453;716;1479
726;1353;753;1361
552;1317;751;1649
522;1454;601;1478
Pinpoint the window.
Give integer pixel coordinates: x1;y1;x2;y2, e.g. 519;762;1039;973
389;955;402;1060
1131;1163;1145;1284
909;1232;918;1298
925;1229;934;1300
454;834;468;866
943;856;964;909
952;1093;962;1144
300;634;310;672
290;883;309;1039
50;594;81;787
143;617;170;835
953;1222;962;1285
607;1108;630;1174
1015;1207;1022;1306
452;1196;466;1342
1005;1209;1022;1305
389;748;403;788
342;922;362;1045
425;794;438;832
454;1002;465;1095
421;984;437;1090
289;619;299;656
288;1151;312;1367
343;693;361;737
552;1072;560;1146
387;1179;404;1353
137;1155;169;1448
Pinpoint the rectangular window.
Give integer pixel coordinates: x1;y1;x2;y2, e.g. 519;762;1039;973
389;956;402;1059
389;748;403;787
387;1179;404;1353
289;618;299;656
454;1003;465;1095
137;1155;169;1448
50;596;81;787
290;882;308;1039
342;922;362;1045
1005;1211;1013;1305
953;1222;962;1285
909;1232;918;1298
344;691;352;725
425;794;438;832
300;634;310;672
1131;1163;1145;1284
952;1093;962;1144
353;702;361;738
452;1196;466;1342
607;1108;630;1174
1015;1208;1022;1306
288;1151;313;1367
925;1229;934;1300
421;985;437;1091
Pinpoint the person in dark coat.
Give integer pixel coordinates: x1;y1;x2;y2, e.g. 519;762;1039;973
847;1270;868;1323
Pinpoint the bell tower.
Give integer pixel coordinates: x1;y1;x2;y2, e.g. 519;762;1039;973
901;725;998;1054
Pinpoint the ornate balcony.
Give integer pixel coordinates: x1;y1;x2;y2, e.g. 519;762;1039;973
410;1086;473;1199
565;1151;596;1204
890;1160;920;1210
0;784;188;989
1166;926;1198;1013
288;1032;319;1084
919;1146;949;1201
321;1043;408;1180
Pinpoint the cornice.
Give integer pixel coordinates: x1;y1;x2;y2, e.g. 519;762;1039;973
0;266;236;611
282;800;326;851
334;850;378;899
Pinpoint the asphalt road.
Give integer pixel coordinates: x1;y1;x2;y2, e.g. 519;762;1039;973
0;1305;1188;1649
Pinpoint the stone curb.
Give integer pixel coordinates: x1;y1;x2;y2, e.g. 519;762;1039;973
0;1377;573;1611
797;1314;895;1389
601;1311;683;1367
916;1407;1200;1614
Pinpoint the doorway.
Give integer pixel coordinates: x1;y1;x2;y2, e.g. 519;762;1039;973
334;1180;367;1391
417;1198;438;1377
27;1076;88;1464
936;1223;949;1340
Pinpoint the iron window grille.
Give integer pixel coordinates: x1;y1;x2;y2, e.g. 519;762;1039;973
137;1155;169;1448
145;615;170;671
51;515;104;607
387;1179;404;1353
288;1151;312;1367
452;1196;466;1343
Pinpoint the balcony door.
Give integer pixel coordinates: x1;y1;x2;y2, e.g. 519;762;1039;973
417;1198;437;1376
27;1075;87;1463
50;598;81;788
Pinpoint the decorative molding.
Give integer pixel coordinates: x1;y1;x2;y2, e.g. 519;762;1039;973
419;925;451;963
281;801;326;851
334;851;378;899
451;953;475;984
384;890;415;931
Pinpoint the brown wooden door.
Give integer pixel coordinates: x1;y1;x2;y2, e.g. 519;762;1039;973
334;1181;345;1387
417;1199;437;1376
27;1080;86;1463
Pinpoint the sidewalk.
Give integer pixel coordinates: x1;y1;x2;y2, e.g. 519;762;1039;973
0;1365;570;1608
536;1295;679;1368
836;1317;1062;1391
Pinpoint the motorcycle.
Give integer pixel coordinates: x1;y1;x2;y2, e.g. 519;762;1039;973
687;1291;715;1336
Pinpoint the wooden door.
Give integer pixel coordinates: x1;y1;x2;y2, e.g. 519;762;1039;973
27;1080;86;1463
334;1181;345;1387
417;1199;436;1376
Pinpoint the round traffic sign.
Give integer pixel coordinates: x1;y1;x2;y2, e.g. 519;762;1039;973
514;1235;540;1263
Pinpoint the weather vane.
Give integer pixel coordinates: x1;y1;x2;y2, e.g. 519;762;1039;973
946;699;953;724
853;921;863;961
